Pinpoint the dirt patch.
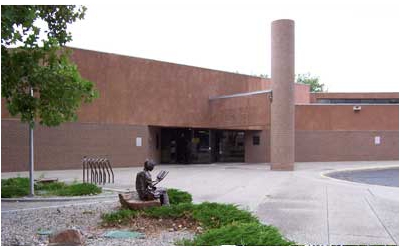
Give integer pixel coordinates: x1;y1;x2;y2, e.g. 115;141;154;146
102;215;203;237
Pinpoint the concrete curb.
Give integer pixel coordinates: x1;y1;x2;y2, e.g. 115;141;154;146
320;165;399;187
1;193;117;202
102;187;132;193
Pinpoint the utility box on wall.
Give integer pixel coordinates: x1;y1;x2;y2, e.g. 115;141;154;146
374;136;381;145
136;137;142;147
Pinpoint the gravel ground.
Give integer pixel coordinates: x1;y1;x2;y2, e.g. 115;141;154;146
1;201;194;246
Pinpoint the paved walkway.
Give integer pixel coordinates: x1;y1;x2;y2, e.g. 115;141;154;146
2;161;398;245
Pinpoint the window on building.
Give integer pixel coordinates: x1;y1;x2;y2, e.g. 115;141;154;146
156;133;159;150
316;98;399;104
253;136;260;145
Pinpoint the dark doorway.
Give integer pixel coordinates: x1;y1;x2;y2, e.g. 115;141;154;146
161;128;192;164
212;130;245;162
160;127;244;164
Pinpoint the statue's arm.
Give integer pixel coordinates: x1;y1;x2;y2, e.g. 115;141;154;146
152;170;168;186
144;173;157;190
151;179;161;186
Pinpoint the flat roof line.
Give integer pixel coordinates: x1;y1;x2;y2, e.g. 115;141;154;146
310;92;399;94
209;89;272;100
296;103;399;106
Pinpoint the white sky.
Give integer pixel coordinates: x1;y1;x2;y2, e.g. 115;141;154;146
12;0;400;92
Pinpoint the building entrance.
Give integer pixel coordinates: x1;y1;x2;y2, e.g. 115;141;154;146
160;128;244;164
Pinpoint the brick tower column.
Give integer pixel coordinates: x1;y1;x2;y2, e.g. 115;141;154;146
270;19;295;171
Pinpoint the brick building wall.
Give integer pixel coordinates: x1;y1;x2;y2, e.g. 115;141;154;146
245;130;270;163
294;104;399;162
1;120;148;172
1;48;398;171
295;130;398;162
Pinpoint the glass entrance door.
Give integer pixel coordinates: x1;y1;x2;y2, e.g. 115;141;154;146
212;130;245;162
161;128;244;164
161;128;211;164
191;129;211;163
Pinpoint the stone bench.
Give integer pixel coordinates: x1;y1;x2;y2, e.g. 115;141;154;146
34;178;59;184
118;192;160;210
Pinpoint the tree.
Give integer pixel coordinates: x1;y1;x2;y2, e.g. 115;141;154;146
1;5;98;196
296;73;326;92
258;73;269;78
1;5;98;127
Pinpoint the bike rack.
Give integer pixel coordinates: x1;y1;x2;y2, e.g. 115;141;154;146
82;157;114;185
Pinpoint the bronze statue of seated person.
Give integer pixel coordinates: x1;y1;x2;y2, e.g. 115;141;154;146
135;160;170;206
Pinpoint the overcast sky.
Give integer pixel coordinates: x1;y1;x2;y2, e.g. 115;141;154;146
34;0;400;92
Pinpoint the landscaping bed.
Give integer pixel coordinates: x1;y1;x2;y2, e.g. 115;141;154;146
101;189;294;246
1;177;102;198
1;187;293;246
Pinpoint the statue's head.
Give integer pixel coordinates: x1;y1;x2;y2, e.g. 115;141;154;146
144;159;155;171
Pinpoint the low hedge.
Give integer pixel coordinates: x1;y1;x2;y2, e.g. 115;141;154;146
1;177;101;198
1;177;30;198
167;188;192;205
180;222;294;246
101;189;294;246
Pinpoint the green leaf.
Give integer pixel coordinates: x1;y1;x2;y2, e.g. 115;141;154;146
1;6;97;128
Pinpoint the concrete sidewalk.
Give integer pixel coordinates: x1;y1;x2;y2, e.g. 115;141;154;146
2;161;398;245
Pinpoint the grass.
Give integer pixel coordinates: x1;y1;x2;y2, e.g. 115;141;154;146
54;183;102;196
1;177;30;198
35;181;67;191
179;223;295;246
101;189;294;246
167;188;192;205
192;202;258;229
102;209;139;225
1;177;102;198
144;202;195;219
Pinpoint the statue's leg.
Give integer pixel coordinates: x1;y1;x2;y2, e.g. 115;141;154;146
143;192;156;201
159;189;170;206
162;192;170;206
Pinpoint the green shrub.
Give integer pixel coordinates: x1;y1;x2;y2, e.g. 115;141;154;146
1;177;30;198
55;183;101;196
101;209;138;225
35;181;67;191
2;177;30;187
98;191;296;246
181;222;294;246
167;188;192;205
144;202;195;218
103;202;257;229
1;178;101;198
192;202;258;229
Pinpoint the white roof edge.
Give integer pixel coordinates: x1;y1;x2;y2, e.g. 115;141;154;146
209;90;272;100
